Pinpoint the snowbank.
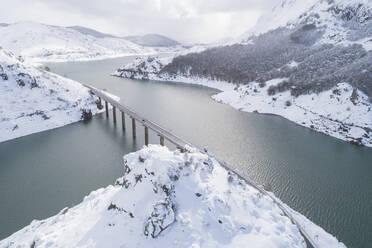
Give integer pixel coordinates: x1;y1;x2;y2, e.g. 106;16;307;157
0;47;103;142
0;145;346;248
114;57;372;147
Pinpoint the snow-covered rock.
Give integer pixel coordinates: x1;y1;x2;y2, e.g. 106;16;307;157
113;56;173;80
0;145;346;248
0;22;156;62
0;47;103;142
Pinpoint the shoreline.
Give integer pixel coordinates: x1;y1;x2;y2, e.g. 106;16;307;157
112;69;372;148
0;51;120;144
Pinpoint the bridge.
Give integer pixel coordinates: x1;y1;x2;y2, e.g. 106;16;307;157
85;84;317;248
84;84;190;151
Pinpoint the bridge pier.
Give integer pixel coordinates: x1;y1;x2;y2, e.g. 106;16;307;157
105;101;109;117
131;118;136;138
113;106;116;123
144;126;149;145
85;85;189;149
121;112;126;130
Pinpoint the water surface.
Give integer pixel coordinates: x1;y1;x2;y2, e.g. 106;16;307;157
0;56;371;248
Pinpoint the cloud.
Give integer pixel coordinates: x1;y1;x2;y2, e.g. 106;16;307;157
1;0;279;43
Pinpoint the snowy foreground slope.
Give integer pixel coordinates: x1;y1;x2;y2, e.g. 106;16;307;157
0;145;346;248
0;22;155;62
0;47;102;142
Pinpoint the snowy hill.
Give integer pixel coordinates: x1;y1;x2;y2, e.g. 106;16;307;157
67;25;118;39
114;0;372;147
0;145;346;248
0;47;102;142
124;34;180;47
0;22;155;62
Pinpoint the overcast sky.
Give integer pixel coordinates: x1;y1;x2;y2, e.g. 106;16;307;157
2;0;279;43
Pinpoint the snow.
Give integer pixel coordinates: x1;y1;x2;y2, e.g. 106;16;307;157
288;60;299;68
344;37;372;51
0;47;106;142
0;145;346;248
0;22;157;62
115;57;372;147
213;80;372;147
238;0;372;50
112;56;234;92
245;0;318;37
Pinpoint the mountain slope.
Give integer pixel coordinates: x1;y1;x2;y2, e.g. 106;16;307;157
241;0;372;48
124;34;180;47
0;22;155;62
113;0;372;147
67;25;117;39
0;47;102;142
0;145;346;248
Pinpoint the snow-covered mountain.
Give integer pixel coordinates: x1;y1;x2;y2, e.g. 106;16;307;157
124;34;180;47
68;25;118;39
240;0;372;49
0;47;103;142
0;22;156;62
114;0;372;147
0;145;346;248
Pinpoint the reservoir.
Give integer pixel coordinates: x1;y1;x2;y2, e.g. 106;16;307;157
0;56;371;248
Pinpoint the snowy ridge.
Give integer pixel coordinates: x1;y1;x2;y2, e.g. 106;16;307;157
0;47;105;142
124;34;180;47
246;0;323;37
239;0;372;50
0;145;346;248
114;56;372;147
0;22;156;62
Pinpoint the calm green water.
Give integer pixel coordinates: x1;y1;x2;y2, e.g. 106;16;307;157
0;56;371;248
